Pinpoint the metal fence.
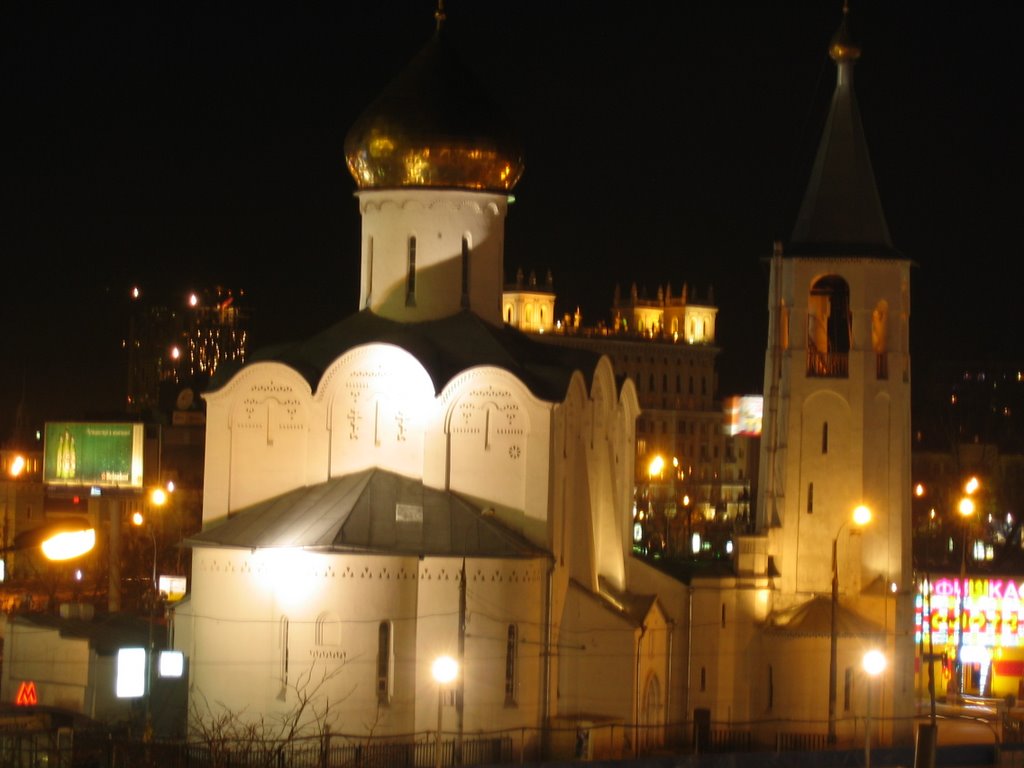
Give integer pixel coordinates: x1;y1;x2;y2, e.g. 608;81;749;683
5;712;1018;768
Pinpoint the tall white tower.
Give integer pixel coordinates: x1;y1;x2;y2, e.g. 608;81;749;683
757;3;915;741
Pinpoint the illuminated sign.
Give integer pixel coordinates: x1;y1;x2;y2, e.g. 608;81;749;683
724;396;763;437
159;575;188;602
116;648;146;698
15;681;38;706
43;422;144;489
915;577;1024;649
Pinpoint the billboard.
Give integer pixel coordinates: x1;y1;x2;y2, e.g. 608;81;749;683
915;576;1024;650
724;395;763;437
43;422;145;489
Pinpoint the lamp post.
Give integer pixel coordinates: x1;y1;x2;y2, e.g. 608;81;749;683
863;649;887;768
955;486;977;702
432;655;458;768
134;486;169;742
828;504;872;746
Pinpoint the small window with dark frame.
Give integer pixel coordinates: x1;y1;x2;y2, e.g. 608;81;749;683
504;624;518;705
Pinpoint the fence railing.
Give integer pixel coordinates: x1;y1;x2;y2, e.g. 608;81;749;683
5;711;1014;768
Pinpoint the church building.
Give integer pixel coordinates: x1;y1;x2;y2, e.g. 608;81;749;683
170;7;680;759
171;1;916;758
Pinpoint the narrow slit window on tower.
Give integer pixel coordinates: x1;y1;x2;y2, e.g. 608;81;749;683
807;482;814;514
700;667;707;692
505;624;518;705
365;237;374;308
460;236;470;308
822;422;829;454
768;665;774;709
377;621;393;704
406;236;417;306
844;667;853;711
279;616;290;699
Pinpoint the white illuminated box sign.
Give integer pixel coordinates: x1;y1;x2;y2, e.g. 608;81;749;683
159;650;184;678
116;648;146;698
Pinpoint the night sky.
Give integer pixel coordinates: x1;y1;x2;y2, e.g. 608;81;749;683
1;2;1018;439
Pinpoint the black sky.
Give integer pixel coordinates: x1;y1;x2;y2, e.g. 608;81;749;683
1;2;1019;438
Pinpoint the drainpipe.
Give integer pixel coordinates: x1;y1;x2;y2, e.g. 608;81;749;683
635;624;646;758
542;556;554;751
685;585;694;722
665;619;675;724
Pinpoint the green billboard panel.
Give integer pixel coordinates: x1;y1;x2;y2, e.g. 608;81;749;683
43;422;145;489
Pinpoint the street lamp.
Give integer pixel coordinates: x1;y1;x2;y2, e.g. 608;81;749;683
955;487;977;701
432;655;458;768
828;504;872;745
863;649;887;768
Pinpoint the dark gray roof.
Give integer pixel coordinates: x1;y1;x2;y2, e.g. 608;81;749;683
10;612;161;656
186;467;548;559
788;25;898;258
209;309;601;404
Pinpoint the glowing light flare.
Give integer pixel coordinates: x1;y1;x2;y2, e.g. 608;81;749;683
41;528;96;561
647;455;665;478
852;505;872;527
432;655;458;685
150;487;168;507
132;512;144;526
251;548;328;607
965;476;980;495
9;455;26;477
959;497;976;517
862;649;886;676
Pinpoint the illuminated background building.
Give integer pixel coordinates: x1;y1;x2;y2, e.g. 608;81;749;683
505;278;759;559
125;285;249;418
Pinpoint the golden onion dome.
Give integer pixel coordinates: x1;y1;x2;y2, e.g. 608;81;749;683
344;22;525;193
829;2;861;62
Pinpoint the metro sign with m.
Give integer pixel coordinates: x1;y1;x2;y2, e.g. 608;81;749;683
15;681;38;706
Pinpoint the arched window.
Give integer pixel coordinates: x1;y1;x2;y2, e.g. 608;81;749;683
315;612;341;646
807;275;851;377
872;299;889;379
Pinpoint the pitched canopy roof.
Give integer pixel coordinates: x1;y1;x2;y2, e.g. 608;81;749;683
787;5;898;258
186;467;547;559
764;595;885;638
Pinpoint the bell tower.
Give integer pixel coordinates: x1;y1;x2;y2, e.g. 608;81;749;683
757;1;914;740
